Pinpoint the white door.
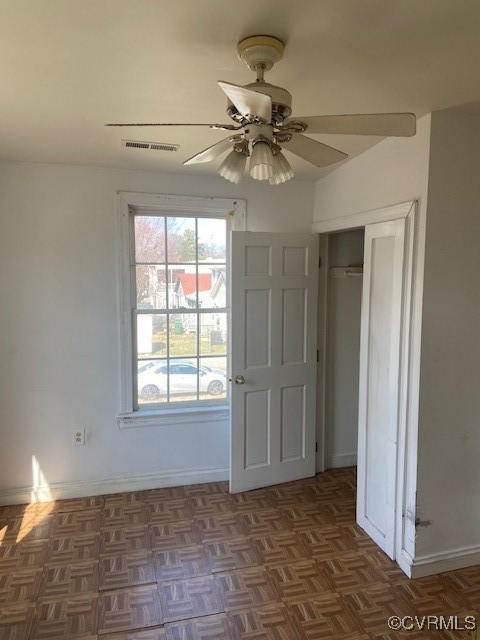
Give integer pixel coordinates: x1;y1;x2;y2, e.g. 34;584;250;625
230;232;318;493
357;218;406;558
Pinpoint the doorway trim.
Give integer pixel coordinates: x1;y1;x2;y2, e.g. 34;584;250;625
313;200;421;577
312;200;414;234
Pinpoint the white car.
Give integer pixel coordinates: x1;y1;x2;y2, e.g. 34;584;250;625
138;360;226;400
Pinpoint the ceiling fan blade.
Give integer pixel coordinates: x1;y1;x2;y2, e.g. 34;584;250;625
218;81;272;122
286;113;416;137
282;134;348;168
183;136;238;166
105;122;238;130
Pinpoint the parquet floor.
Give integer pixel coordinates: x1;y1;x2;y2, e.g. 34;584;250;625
0;468;478;639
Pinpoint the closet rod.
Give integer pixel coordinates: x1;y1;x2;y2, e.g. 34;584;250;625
329;266;363;279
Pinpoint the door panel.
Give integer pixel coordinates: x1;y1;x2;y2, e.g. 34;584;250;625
245;289;271;367
281;385;305;462
245;245;271;275
245;390;270;468
282;246;307;275
230;232;318;493
357;218;406;558
282;288;306;364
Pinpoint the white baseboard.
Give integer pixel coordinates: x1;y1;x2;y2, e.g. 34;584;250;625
326;452;357;469
0;466;229;506
411;543;480;578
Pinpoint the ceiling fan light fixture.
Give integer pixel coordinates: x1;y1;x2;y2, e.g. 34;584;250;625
218;148;247;184
249;140;274;181
270;151;294;184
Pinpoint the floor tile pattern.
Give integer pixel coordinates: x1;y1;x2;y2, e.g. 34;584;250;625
0;468;478;639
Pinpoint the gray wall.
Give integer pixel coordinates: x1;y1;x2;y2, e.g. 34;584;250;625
416;109;480;556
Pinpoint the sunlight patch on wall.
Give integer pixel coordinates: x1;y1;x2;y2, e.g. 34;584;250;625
31;455;53;503
14;456;54;543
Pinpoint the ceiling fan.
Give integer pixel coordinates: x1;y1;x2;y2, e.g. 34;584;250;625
106;35;416;185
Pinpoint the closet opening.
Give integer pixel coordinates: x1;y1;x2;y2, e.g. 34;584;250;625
323;228;364;471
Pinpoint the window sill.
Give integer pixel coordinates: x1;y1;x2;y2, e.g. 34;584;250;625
116;404;229;429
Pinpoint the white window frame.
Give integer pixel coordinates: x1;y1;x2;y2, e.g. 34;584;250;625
116;191;246;429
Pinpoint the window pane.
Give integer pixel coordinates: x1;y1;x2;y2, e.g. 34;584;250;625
200;313;227;355
137;359;168;405
198;218;226;261
167;217;196;263
132;213;228;408
169;314;197;357
135;216;165;262
168;358;198;402
199;357;227;400
137;314;167;358
136;266;167;309
198;265;226;308
168;265;197;309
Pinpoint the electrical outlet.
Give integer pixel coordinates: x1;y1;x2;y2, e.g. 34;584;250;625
73;429;85;446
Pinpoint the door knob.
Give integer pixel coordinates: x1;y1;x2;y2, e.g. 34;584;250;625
234;375;246;384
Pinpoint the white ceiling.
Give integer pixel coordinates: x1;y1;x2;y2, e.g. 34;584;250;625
1;0;480;180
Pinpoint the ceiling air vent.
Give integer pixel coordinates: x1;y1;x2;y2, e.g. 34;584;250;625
122;139;179;152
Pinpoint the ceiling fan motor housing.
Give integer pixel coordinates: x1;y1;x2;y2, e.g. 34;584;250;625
243;123;273;142
226;81;292;124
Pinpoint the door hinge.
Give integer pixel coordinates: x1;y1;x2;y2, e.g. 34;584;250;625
315;442;318;453
316;349;320;362
318;256;322;268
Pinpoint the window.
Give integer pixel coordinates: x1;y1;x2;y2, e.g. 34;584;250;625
135;213;228;407
116;192;245;427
